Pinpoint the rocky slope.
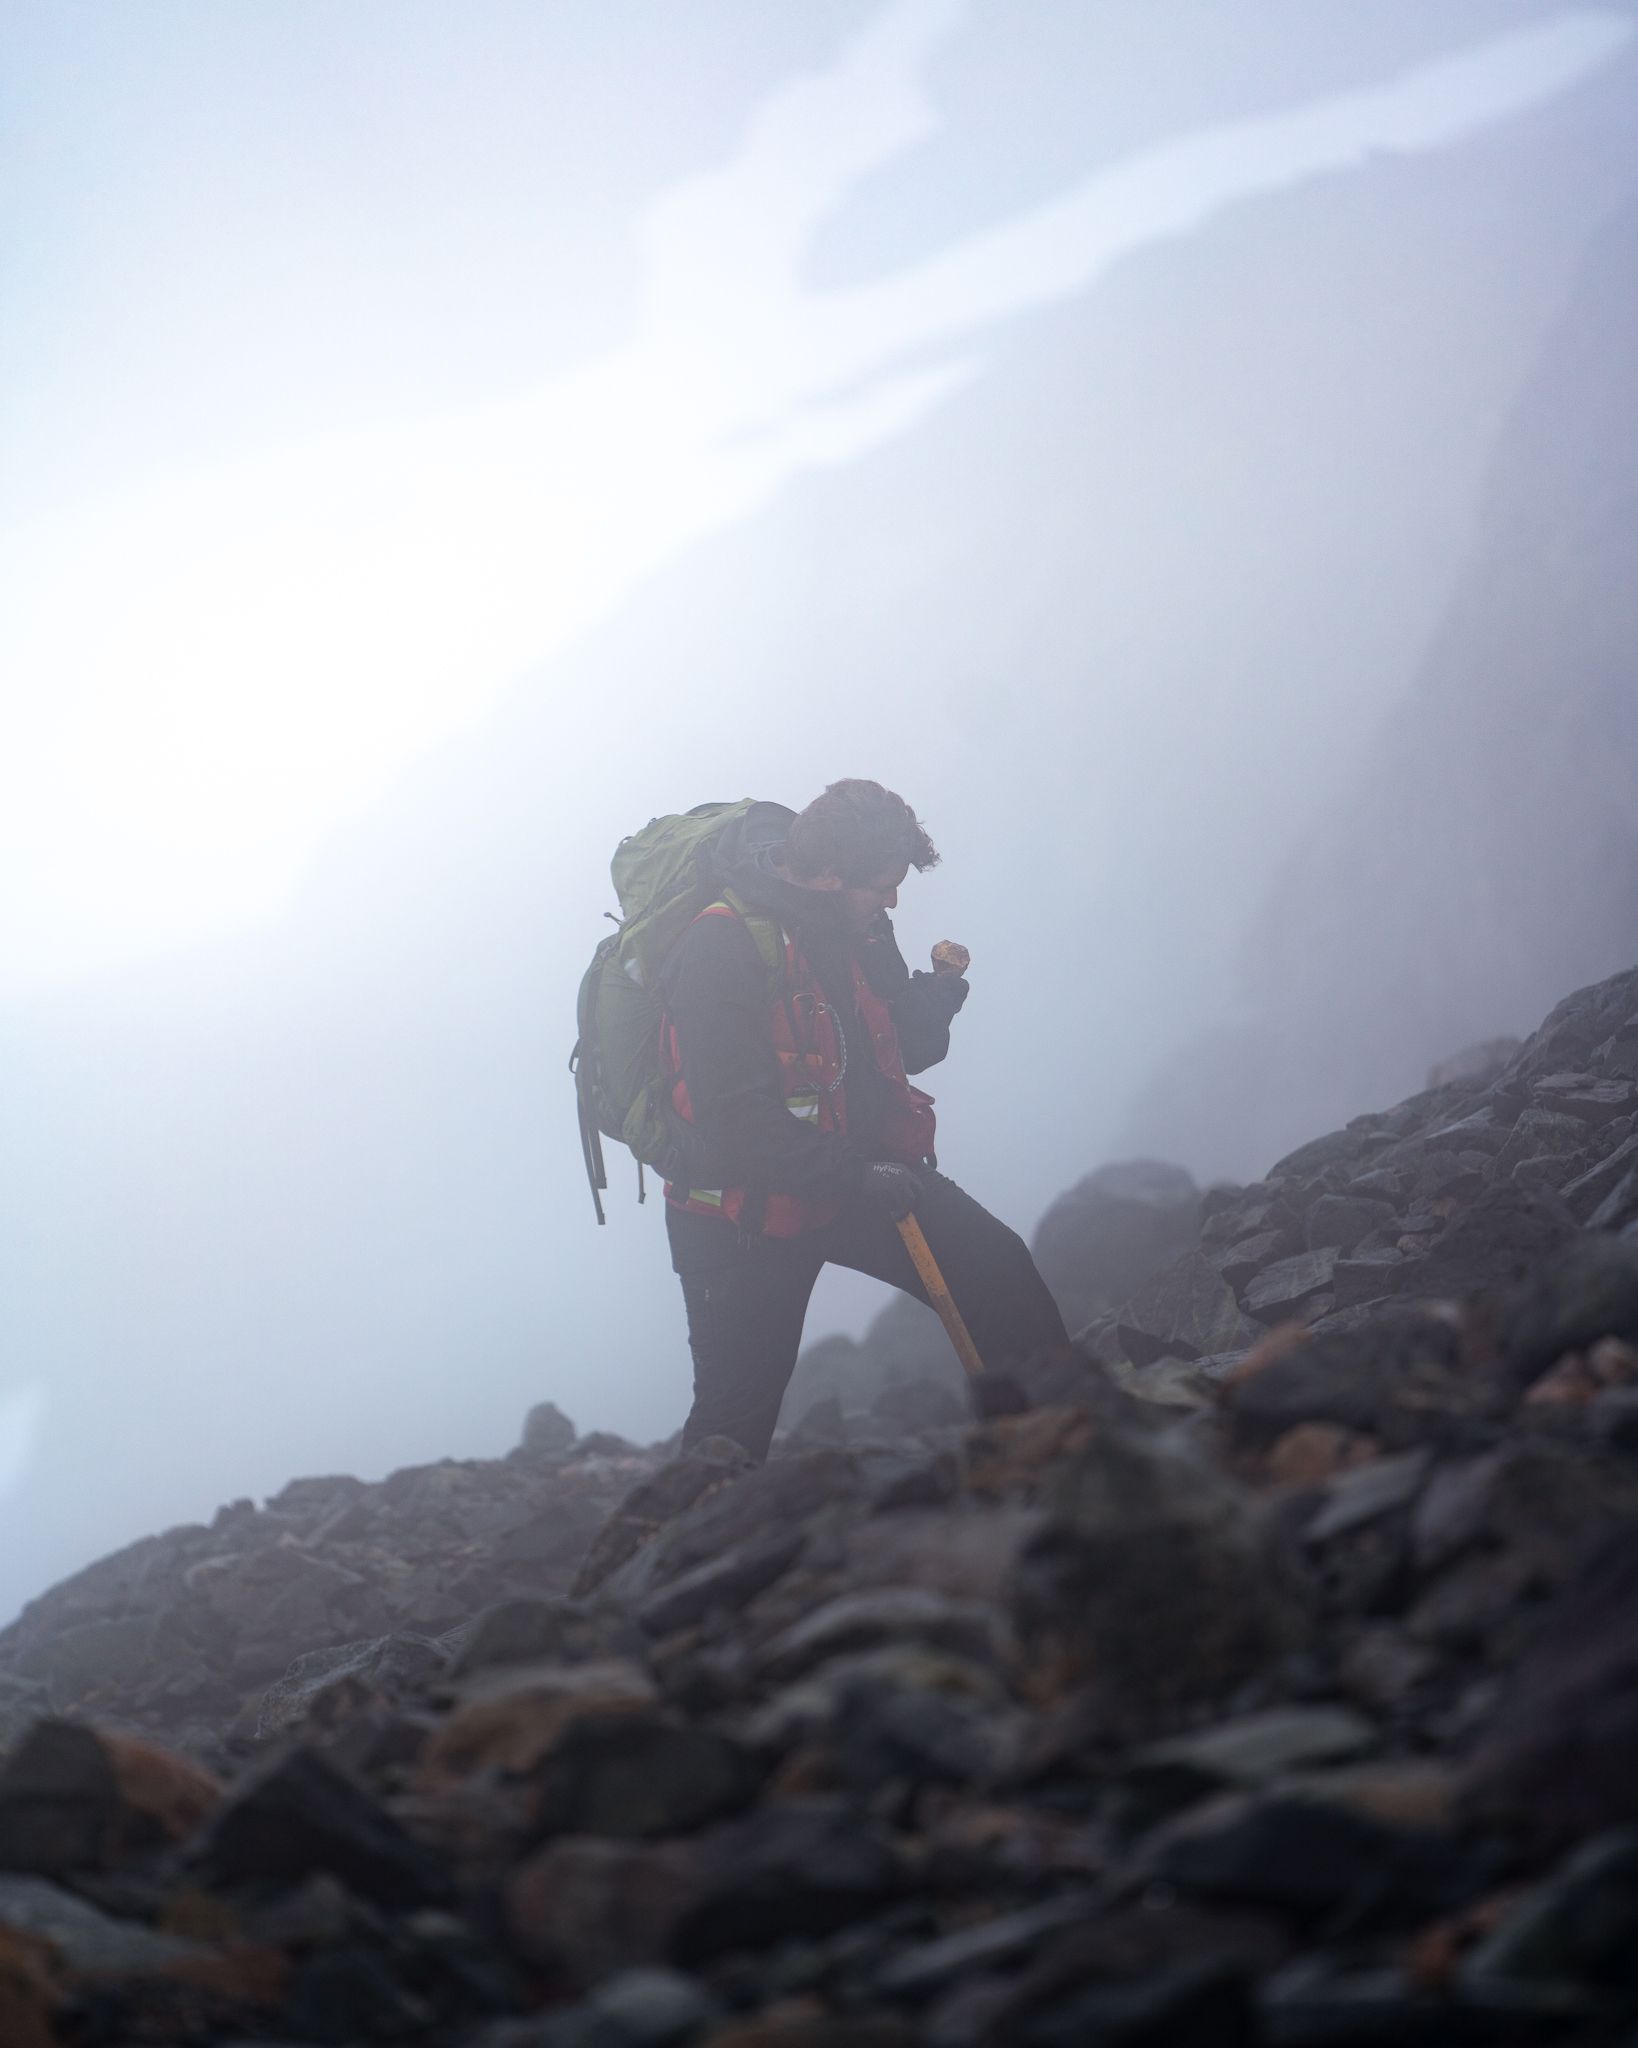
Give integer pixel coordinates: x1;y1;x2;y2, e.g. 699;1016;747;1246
3;963;1638;2044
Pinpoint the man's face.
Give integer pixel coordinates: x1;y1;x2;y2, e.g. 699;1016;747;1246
837;859;910;936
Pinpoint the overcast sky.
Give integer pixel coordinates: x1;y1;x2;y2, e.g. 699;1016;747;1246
3;2;1635;1623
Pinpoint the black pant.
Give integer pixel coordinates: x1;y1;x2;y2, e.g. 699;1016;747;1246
667;1171;1070;1458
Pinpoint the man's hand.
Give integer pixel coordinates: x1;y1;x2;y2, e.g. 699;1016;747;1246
859;1160;925;1221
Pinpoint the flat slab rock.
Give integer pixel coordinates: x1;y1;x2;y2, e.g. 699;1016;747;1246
1245;1248;1340;1320
1116;1249;1265;1363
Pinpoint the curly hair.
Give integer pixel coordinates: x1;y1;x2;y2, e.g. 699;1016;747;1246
783;779;940;885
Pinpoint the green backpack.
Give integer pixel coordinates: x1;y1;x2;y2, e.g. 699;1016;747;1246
572;800;785;1223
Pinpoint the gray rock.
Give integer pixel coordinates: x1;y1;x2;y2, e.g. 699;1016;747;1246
196;1745;448;1907
871;1377;966;1434
1490;1107;1591;1180
1305;1197;1398;1254
1460;1830;1638;1993
674;1798;904;1963
1226;1314;1468;1450
448;1595;638;1678
11;1616;159;1699
537;1967;722;2048
0;1872;200;1973
1420;1108;1508;1155
1414;1183;1578;1303
1426;1038;1521;1090
1116;1249;1265;1365
1154;1791;1480;1926
1510;1150;1586;1193
636;1525;805;1637
1201;1191;1289;1248
1013;1426;1305;1733
520;1401;578;1457
1130;1705;1378;1791
789;1392;848;1444
1302;1450;1431;1545
1331;1250;1406;1309
1463;1534;1638;1847
572;1439;756;1597
1031;1159;1201;1335
1530;1074;1636;1125
532;1716;760;1841
0;1674;51;1760
1559;1129;1638;1218
1502;1234;1638;1387
1587;1162;1638;1232
1595;1022;1638;1080
1111;1355;1216;1408
1269;1129;1366;1180
1244;1248;1340;1322
755;1589;1003;1686
257;1631;450;1738
1209;1229;1289;1289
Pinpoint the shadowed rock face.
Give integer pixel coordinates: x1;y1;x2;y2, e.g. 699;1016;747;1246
1;968;1637;2039
1031;1161;1202;1340
1123;192;1638;1180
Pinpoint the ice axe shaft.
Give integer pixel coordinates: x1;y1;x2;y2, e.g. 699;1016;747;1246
895;1212;986;1380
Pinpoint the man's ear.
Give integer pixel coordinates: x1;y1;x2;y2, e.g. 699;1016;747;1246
806;869;845;893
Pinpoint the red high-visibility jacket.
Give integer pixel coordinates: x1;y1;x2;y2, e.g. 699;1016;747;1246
661;901;936;1236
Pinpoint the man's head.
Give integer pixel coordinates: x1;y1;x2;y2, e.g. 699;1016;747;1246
780;779;939;934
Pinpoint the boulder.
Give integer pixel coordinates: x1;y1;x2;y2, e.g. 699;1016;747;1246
1501;1234;1638;1388
1462;1533;1638;1847
256;1630;450;1737
1304;1196;1398;1254
1030;1160;1200;1335
1412;1184;1579;1303
1116;1250;1264;1365
1012;1427;1305;1732
1225;1314;1470;1450
1244;1248;1340;1322
531;1715;761;1841
195;1745;447;1907
519;1400;578;1458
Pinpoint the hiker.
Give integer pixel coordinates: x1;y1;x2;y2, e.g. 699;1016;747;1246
658;780;1070;1456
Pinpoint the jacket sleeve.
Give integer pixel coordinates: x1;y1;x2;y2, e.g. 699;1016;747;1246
859;918;969;1075
662;914;865;1204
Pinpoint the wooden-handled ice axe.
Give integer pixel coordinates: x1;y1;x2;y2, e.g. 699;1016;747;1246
894;936;984;1379
895;1212;985;1380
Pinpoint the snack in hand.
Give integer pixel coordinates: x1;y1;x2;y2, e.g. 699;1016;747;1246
931;940;971;978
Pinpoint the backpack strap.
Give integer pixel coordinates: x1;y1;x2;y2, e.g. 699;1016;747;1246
707;888;788;987
699;889;791;1245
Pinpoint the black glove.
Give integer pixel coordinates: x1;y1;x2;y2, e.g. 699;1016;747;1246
859;1160;925;1222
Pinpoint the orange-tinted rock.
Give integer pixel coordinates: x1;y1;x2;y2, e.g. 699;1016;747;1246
1523;1355;1599;1405
101;1733;223;1847
421;1660;655;1779
0;1721;219;1874
506;1836;698;1983
1222;1323;1311;1390
0;1928;61;2048
963;1407;1094;1497
1590;1335;1638;1384
1265;1423;1381;1487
